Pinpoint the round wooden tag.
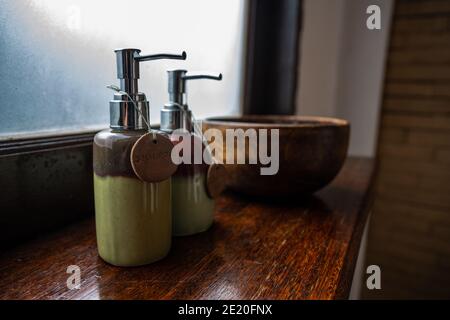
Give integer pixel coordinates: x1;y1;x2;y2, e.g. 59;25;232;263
206;163;228;198
131;133;178;182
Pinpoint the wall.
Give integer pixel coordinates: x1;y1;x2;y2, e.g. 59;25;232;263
295;0;346;118
364;0;450;299
298;0;450;298
296;0;394;157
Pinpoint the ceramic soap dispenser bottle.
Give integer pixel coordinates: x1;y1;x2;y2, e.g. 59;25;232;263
160;69;222;236
93;49;186;267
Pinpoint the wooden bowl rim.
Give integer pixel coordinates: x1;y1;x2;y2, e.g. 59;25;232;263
203;115;349;128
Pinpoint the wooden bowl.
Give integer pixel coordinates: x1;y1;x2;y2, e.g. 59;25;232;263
202;115;350;197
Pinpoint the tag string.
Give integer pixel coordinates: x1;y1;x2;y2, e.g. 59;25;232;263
107;85;157;142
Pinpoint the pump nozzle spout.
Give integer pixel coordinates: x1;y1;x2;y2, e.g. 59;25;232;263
161;69;223;133
109;48;187;130
114;48;187;95
135;51;187;62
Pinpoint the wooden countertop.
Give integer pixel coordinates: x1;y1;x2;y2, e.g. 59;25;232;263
0;157;374;300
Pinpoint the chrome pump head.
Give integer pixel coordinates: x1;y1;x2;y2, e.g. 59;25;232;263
160;69;222;133
110;48;187;130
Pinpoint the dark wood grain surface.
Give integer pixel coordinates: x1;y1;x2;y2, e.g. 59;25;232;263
0;157;373;300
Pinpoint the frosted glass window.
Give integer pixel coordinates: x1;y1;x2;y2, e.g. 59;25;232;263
0;0;246;136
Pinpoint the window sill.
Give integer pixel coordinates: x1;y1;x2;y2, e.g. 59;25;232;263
0;157;374;299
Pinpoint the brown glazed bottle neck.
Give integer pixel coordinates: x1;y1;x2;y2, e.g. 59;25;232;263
93;129;147;178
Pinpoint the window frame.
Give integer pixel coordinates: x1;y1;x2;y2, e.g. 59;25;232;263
0;0;303;247
243;0;303;115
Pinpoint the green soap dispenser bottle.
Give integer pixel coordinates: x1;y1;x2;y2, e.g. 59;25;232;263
93;49;186;266
160;69;222;236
